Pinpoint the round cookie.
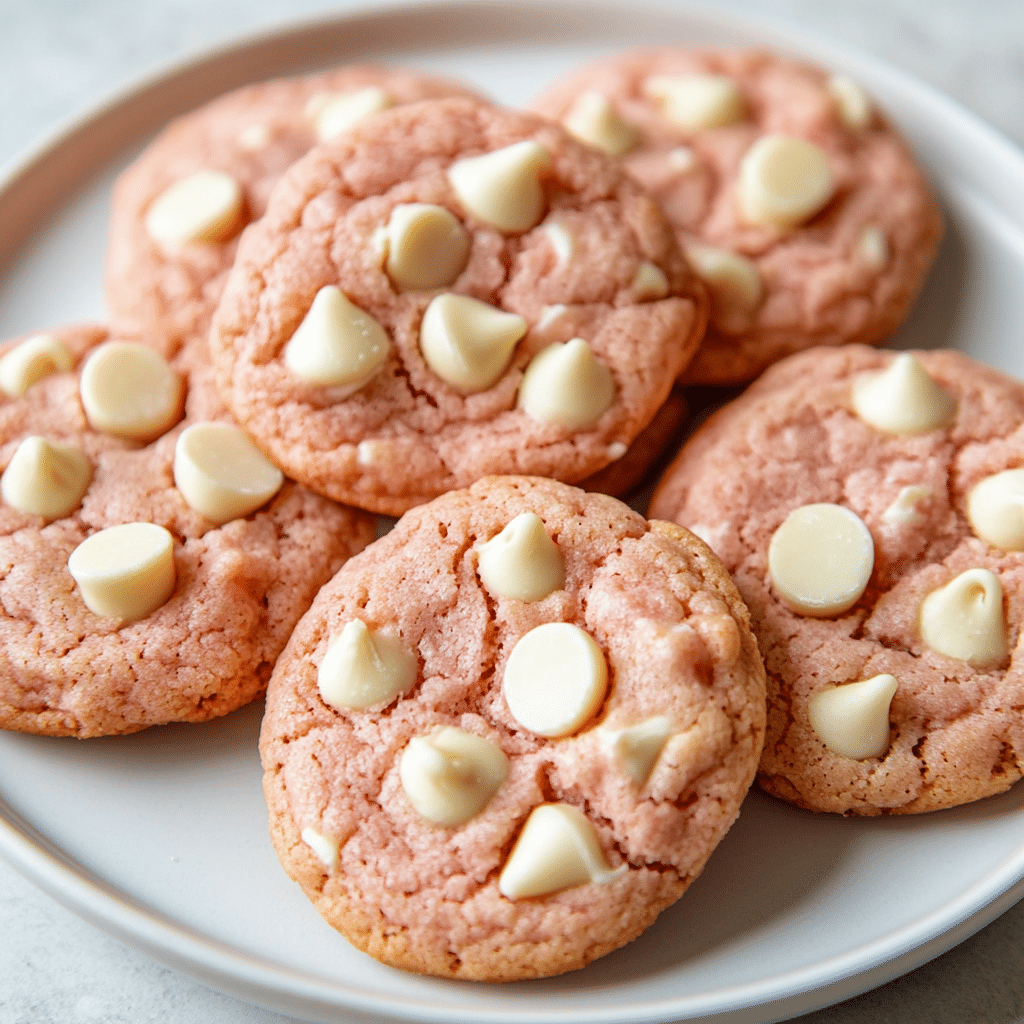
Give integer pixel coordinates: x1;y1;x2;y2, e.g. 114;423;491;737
259;475;765;980
106;65;481;354
210;96;707;515
0;324;375;737
650;344;1024;815
532;48;943;384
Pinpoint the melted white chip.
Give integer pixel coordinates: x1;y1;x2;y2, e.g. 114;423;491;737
686;245;762;332
1;436;92;520
967;470;1024;551
174;422;283;524
608;716;674;785
498;803;626;899
301;827;339;871
144;170;244;246
919;568;1008;668
503;622;607;737
607;441;628;460
668;146;697;172
283;286;390;388
644;74;746;133
808;674;898;760
881;485;930;525
737;135;835;229
563;91;639;156
384;203;470;292
308;86;393;142
0;334;74;398
855;224;889;267
318;619;417;712
768;504;874;617
851;353;956;435
827;74;874;130
419;293;526;394
631;260;669;300
518;339;615;430
237;123;271;151
448;140;552;233
399;726;508;826
543;221;575;265
476;512;565;602
68;522;176;622
79;341;183;442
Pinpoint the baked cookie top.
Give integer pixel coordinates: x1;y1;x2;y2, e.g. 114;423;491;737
105;65;479;354
532;48;942;384
0;324;374;737
210;96;707;515
259;476;765;981
650;345;1024;815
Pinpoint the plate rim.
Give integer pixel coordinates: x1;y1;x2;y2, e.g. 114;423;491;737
2;2;1024;1022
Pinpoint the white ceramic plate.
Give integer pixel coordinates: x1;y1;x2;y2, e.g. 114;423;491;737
2;3;1024;1023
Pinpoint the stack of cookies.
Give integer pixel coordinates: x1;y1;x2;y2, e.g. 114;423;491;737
7;41;1011;984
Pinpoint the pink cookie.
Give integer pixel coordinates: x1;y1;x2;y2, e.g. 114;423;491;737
532;48;942;384
0;324;374;737
106;65;480;355
210;96;707;515
260;476;765;980
650;345;1024;815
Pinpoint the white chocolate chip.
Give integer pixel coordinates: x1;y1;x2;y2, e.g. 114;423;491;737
144;170;244;246
1;436;92;520
237;123;271;151
79;341;183;442
737;135;835;229
476;512;565;602
607;441;628;460
881;485;931;525
173;422;283;524
851;353;956;435
0;334;74;398
667;146;697;172
283;286;390;389
301;827;339;871
399;726;508;827
536;304;567;331
808;674;898;760
318;619;417;712
768;503;874;617
498;803;626;899
607;716;673;785
631;260;669;300
855;224;888;267
67;522;176;622
562;91;639;156
543;221;575;265
919;568;1008;668
686;245;762;332
419;293;527;394
307;86;393;142
518;339;615;430
383;203;470;292
503;622;607;737
968;469;1024;550
827;74;874;130
644;74;746;133
448;140;552;233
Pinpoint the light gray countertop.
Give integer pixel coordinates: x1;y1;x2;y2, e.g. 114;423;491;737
1;2;1023;1023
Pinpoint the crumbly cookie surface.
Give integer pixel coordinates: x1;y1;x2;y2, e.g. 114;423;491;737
210;97;707;515
260;476;765;980
650;345;1024;814
106;66;479;354
532;48;942;384
0;325;375;737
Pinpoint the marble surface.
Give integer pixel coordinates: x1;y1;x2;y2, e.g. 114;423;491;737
1;1;1023;1023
